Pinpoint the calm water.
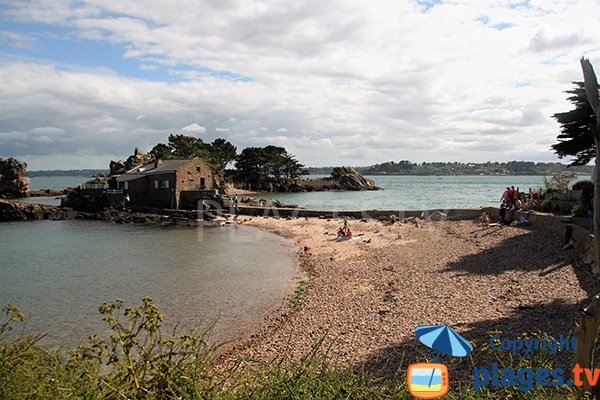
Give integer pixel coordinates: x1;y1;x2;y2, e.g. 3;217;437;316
257;175;589;211
25;174;590;211
0;220;296;346
28;176;89;191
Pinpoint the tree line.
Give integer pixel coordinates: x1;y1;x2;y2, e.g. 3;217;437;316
149;134;307;191
306;161;592;176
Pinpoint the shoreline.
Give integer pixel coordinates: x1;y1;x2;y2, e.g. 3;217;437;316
224;214;596;378
3;198;596;376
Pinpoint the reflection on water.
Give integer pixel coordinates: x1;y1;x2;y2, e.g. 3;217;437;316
0;220;296;346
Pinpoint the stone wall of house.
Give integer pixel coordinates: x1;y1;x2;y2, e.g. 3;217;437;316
175;159;215;192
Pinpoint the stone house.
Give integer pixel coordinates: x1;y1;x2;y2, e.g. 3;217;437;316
112;159;216;209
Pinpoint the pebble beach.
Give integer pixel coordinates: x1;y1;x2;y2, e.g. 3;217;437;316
229;215;595;378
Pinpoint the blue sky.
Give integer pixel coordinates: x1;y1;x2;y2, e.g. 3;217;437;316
0;0;599;169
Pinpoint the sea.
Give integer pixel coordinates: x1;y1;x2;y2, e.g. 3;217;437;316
256;174;589;211
26;174;590;210
0;219;296;347
4;173;586;345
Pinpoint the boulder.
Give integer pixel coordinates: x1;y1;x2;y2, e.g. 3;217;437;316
423;210;447;221
0;157;30;198
329;166;380;191
109;147;152;175
337;168;379;190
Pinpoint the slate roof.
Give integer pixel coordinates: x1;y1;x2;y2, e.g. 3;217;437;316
116;159;197;182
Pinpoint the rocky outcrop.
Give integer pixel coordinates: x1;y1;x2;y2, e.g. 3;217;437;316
109;147;152;175
336;167;379;190
0;157;30;198
29;188;64;197
0;199;77;221
289;167;381;192
61;187;110;212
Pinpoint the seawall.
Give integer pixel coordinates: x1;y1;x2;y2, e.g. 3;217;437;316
233;206;483;220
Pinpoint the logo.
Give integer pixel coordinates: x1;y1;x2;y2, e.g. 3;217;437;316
408;325;472;399
407;362;449;399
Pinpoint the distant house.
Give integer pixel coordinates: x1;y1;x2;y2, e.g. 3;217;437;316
112;159;216;209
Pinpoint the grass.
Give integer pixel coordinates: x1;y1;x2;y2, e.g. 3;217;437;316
0;301;591;399
289;279;309;309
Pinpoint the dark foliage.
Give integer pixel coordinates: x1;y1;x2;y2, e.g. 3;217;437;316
551;81;597;165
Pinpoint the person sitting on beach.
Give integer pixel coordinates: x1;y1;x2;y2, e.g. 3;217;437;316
528;191;540;209
479;210;491;225
499;202;507;224
344;227;352;239
337;226;352;240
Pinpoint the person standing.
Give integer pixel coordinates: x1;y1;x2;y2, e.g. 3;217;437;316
501;187;511;206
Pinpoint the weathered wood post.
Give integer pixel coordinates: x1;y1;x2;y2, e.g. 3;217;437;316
574;57;600;396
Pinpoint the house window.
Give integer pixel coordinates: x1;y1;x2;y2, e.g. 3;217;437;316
196;167;201;172
161;180;170;189
154;180;159;189
118;181;129;190
200;177;206;189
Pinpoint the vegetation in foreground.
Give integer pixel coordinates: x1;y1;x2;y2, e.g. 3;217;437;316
0;300;588;399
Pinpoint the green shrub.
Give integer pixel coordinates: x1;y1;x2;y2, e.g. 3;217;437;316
541;199;553;212
561;203;574;215
572;203;588;217
84;178;104;185
552;202;561;213
572;180;594;191
0;301;588;400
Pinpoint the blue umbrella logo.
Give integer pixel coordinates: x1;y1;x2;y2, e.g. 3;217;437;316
414;324;473;390
415;324;473;361
408;325;471;397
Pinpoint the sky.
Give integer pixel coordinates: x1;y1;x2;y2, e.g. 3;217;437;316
0;0;599;170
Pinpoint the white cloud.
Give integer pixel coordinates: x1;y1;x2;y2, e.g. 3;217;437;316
180;123;207;134
1;0;600;169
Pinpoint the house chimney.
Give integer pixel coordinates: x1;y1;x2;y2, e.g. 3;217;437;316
154;159;163;168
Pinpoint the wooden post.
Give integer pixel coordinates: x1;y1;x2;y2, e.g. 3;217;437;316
574;58;600;397
574;295;600;394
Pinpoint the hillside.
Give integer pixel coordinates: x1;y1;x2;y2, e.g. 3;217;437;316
307;161;593;176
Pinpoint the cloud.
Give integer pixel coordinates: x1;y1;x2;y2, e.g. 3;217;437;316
1;0;600;169
0;30;36;48
180;123;207;134
529;29;588;53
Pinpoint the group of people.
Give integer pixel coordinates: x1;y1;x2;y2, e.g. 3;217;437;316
500;186;541;211
499;185;539;225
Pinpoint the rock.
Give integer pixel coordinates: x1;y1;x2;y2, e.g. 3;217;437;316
0;199;77;221
109;147;152;175
335;167;379;190
29;188;64;197
109;160;127;175
0;157;30;198
289;167;380;192
423;210;447;221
